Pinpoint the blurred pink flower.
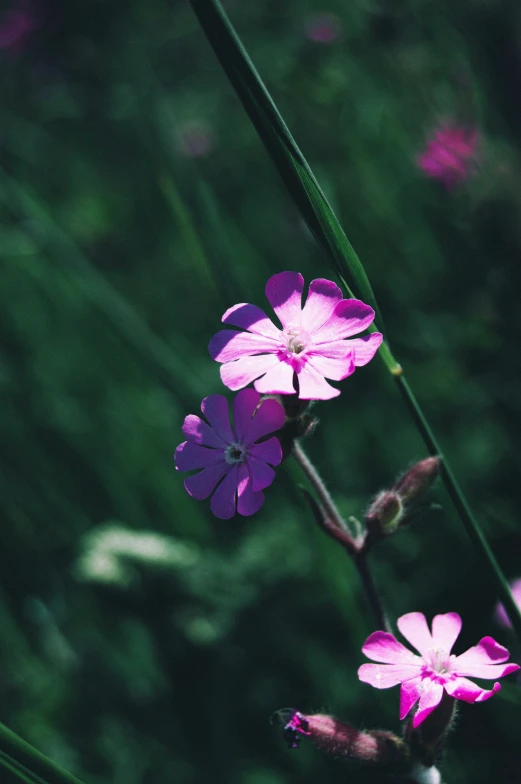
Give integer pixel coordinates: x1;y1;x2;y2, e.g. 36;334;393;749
304;13;342;44
0;1;36;53
358;611;519;728
494;578;521;628
175;389;285;519
177;122;215;159
209;271;382;401
417;125;479;189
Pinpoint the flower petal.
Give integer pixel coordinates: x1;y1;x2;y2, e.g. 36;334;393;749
208;329;279;363
453;636;519;678
182;414;227;448
397;612;433;657
358;662;422;689
296;363;340;400
412;680;444;727
431;612;462;655
253;359;296;395
305;352;355;382
232;388;261;442
445;676;502;704
247;455;276;491
301;278;343;332
221;354;280;391
346;333;383;366
362;630;421;665
242;397;286;444
249;436;283;467
222;302;281;339
200;394;235;443
184;463;230;500
175;441;224;472
210;464;239;519
313;299;375;342
265;271;304;329
237;463;264;516
400;676;423;719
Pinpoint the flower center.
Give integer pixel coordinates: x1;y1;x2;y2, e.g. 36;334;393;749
425;647;453;676
224;442;247;465
284;326;308;355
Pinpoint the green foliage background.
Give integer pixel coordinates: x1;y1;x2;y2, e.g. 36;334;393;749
1;0;521;781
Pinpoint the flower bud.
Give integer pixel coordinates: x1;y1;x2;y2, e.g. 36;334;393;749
393;457;440;504
366;491;404;535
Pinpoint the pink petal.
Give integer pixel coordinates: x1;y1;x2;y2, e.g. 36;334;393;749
210;464;239;519
208;329;279;362
222;302;281;339
412;680;444;727
346;333;383;366
296;363;340;400
431;612;462;655
358;662;422;689
313;299;375;342
253;359;296;395
247;455;276;491
445;676;502;704
249;436;283;467
301;278;343;332
400;676;423;719
265;271;304;329
200;395;235;443
362;630;421;665
184;463;230;500
305;352;355;382
182;414;227;448
397;612;433;657
237;463;265;516
242;397;286;445
174;441;224;471
453;636;519;678
232;388;261;442
221;354;280;391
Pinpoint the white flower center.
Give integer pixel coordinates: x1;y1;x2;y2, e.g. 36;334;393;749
424;647;453;676
283;326;308;355
224;442;247;465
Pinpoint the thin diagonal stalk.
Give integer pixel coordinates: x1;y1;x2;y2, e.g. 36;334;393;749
0;724;87;784
188;0;521;641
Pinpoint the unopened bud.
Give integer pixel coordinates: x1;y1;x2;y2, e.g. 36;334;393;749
272;709;410;771
393;457;440;504
366;491;404;535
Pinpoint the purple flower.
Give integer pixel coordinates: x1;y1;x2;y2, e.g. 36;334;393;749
358;611;519;728
417;125;479;189
175;389;285;520
0;1;36;54
495;578;521;628
209;271;383;401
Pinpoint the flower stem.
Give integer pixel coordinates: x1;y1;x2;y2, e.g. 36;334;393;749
353;552;390;633
292;441;350;537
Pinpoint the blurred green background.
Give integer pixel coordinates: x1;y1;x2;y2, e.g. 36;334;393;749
1;0;521;781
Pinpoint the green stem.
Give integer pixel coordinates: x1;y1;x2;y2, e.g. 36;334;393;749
0;724;87;784
188;0;521;642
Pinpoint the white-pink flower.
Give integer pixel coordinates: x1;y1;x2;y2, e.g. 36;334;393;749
209;271;383;400
358;611;519;728
494;578;521;628
175;389;285;520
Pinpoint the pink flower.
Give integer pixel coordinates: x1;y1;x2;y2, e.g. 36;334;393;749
494;578;521;628
175;389;285;520
209;271;383;401
0;2;36;54
358;611;519;728
417;125;479;189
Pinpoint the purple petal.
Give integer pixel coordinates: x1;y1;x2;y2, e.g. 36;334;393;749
237;463;265;516
358;662;422;689
210;464;239;519
247;455;276;491
184;463;230;500
412;680;444;727
200;395;235;443
232;388;261;442
296;363;340;400
221;354;280;391
249;436;283;466
397;612;433;657
222;302;281;339
182;414;227;448
362;630;421;665
208;329;279;362
174;441;224;471
306;352;355;382
253;360;296;395
301;278;343;332
400;676;423;719
242;397;286;445
431;612;462;655
265;271;304;329
346;333;383;366
313;299;375;342
453;636;518;678
445;676;502;704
